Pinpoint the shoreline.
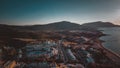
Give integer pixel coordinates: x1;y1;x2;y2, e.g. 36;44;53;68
100;42;120;58
100;43;120;63
99;34;120;63
100;31;120;57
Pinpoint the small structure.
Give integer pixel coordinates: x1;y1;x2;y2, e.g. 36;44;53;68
67;49;76;61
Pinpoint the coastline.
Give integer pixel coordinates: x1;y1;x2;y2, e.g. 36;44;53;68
99;34;120;63
100;42;120;64
100;42;120;58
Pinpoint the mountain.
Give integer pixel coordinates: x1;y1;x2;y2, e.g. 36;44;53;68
10;21;81;31
0;21;119;31
0;21;119;47
41;21;81;30
81;21;119;28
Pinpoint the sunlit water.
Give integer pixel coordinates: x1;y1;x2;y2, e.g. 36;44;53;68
99;27;120;55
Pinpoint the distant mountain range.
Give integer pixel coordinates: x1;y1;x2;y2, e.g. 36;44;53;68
81;21;119;28
0;21;119;48
0;21;119;46
0;21;119;31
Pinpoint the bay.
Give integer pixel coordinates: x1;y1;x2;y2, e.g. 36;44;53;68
99;27;120;55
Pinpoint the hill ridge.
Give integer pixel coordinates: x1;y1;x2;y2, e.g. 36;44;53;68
0;21;119;31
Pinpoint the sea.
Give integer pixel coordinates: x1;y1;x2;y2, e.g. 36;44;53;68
99;27;120;56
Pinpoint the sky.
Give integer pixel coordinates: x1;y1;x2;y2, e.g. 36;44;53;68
0;0;120;25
